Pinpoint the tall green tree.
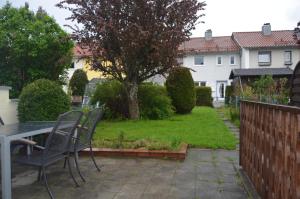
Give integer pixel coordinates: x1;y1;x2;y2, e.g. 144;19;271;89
0;3;74;97
58;0;205;119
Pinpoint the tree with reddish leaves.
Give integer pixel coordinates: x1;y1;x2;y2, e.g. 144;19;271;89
57;0;205;119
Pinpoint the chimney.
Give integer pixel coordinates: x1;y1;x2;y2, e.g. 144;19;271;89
262;23;271;36
205;29;212;40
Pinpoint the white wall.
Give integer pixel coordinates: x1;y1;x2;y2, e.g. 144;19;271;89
183;52;240;100
247;48;300;69
67;58;86;79
0;87;18;125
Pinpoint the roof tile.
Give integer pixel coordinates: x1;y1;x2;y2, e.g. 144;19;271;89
232;30;299;48
179;36;240;53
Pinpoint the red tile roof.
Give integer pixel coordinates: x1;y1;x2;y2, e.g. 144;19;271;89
179;36;240;54
232;30;299;48
73;45;92;58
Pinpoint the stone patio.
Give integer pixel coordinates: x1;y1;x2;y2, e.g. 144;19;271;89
10;149;248;199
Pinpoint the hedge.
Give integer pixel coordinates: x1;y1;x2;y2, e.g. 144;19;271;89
195;87;213;107
166;67;196;114
18;79;71;122
225;85;234;105
69;69;89;97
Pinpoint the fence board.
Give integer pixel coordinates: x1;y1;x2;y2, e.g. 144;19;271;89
240;100;300;199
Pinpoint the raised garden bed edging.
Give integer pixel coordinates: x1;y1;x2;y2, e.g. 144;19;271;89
80;143;188;160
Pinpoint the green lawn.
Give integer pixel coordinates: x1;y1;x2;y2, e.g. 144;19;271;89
93;107;237;150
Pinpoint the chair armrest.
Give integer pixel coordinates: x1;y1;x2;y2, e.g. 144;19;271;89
14;138;37;146
32;145;45;150
13;138;45;150
77;125;88;132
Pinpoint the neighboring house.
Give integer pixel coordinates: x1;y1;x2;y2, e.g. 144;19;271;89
179;29;240;101
69;24;300;102
180;23;300;101
69;45;166;85
68;45;103;81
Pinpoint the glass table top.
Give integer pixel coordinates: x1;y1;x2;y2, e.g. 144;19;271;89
0;122;56;137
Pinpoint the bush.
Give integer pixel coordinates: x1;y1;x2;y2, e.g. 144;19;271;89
225;85;234;105
166;67;196;114
69;69;89;97
91;81;174;120
91;80;129;119
195;87;213;107
138;83;174;119
18;79;71;122
229;107;240;127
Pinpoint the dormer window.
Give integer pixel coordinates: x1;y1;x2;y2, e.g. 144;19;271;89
284;51;292;65
258;51;271;66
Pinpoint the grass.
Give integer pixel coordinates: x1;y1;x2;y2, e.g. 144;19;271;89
93;107;237;150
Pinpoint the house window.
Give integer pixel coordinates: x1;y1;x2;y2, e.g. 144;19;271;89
258;51;271;66
70;62;75;68
216;56;222;65
194;56;204;66
194;81;206;87
200;82;206;87
230;55;236;65
284;51;292;65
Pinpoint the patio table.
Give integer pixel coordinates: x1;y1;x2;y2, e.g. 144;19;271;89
0;122;56;199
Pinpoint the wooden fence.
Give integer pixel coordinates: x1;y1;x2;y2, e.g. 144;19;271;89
240;100;300;199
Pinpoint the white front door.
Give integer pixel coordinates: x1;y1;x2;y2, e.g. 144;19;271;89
216;81;227;101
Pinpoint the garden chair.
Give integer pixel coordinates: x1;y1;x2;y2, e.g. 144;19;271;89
14;110;83;199
64;106;104;182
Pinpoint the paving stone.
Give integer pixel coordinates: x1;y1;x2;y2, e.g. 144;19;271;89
196;181;222;199
11;149;249;199
169;186;196;199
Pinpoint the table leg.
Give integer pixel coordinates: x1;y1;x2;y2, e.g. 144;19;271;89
1;137;12;199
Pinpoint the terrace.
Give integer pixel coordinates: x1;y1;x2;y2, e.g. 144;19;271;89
11;149;248;199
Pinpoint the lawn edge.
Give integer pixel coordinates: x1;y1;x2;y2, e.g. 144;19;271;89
79;143;188;160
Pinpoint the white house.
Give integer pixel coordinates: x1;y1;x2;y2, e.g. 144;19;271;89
180;24;300;101
179;29;241;101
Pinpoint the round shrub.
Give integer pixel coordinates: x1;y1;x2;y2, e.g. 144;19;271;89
18;79;71;122
166;67;196;114
69;69;88;96
91;80;129;119
195;87;213;107
138;83;174;119
225;85;234;105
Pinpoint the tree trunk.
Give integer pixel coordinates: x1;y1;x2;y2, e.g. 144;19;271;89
125;82;140;120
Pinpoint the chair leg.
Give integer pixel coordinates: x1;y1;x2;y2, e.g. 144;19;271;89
37;166;42;182
63;157;67;169
89;146;101;172
42;166;54;199
74;152;86;182
67;156;79;187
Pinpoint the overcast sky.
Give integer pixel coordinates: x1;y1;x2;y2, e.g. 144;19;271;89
1;0;299;37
